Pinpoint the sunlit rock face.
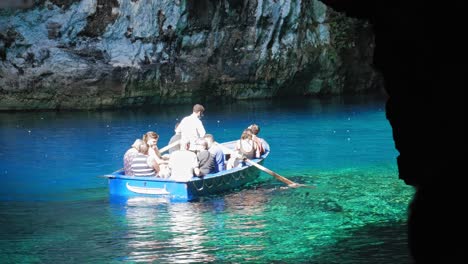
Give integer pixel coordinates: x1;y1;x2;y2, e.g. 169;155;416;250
0;0;379;110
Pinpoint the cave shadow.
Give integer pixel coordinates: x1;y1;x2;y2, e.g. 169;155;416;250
310;220;410;264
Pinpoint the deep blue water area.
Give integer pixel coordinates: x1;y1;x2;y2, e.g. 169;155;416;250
0;94;414;263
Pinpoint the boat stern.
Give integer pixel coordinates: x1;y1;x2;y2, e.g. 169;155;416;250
107;172;194;202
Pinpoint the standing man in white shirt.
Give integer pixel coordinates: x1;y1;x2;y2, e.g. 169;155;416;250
176;104;206;151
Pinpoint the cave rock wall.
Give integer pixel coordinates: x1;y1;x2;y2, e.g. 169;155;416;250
0;0;379;110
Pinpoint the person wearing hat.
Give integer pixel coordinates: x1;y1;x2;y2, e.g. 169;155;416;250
175;104;206;151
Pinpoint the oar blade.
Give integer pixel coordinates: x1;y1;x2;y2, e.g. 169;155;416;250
244;158;314;188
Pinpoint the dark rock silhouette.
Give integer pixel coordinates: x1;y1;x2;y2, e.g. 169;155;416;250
319;1;465;263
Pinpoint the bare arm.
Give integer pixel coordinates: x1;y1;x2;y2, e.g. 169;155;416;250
148;156;160;173
154;146;165;159
254;141;261;158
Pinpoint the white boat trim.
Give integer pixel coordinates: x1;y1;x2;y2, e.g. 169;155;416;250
126;182;170;195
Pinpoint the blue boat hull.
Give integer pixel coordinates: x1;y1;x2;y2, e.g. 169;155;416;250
106;158;265;202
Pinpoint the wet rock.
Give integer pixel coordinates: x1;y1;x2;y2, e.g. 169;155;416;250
0;0;380;110
49;0;81;10
77;0;119;38
46;22;61;39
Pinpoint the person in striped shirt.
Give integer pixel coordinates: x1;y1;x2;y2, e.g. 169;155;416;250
130;143;160;177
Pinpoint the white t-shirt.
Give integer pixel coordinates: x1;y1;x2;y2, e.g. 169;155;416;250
169;150;199;181
176;113;206;146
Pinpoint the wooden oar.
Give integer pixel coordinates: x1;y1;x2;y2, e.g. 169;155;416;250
216;142;309;188
159;139;180;154
242;158;304;188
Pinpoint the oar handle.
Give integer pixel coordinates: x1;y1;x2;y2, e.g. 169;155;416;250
159;140;181;154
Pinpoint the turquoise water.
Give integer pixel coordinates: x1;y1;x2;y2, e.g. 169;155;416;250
0;95;414;263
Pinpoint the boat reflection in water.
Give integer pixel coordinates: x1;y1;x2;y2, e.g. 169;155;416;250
108;187;272;263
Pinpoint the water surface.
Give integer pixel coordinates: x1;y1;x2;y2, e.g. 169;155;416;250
0;95;414;263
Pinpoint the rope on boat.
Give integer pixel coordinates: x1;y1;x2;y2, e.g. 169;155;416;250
223;173;232;185
232;171;242;181
192;179;204;191
204;177;215;188
192;169;249;192
215;175;224;187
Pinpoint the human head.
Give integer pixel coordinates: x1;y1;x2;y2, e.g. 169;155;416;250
204;134;215;148
248;124;260;135
131;139;144;149
193;104;205;118
197;138;209;150
137;142;149;154
143;131;159;146
241;129;253;140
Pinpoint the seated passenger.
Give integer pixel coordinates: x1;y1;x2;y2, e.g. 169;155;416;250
248;124;269;155
204;134;225;172
130;143;160;176
143;131;169;163
123;139;144;176
196;138;216;175
236;128;260;159
143;131;170;175
226;129;260;169
169;139;201;181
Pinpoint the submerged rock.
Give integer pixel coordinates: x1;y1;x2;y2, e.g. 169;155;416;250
0;0;380;110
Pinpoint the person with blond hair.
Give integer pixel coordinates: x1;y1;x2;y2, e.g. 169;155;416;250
226;129;260;169
143;131;170;177
248;124;269;155
130;143;160;176
123;139;145;175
